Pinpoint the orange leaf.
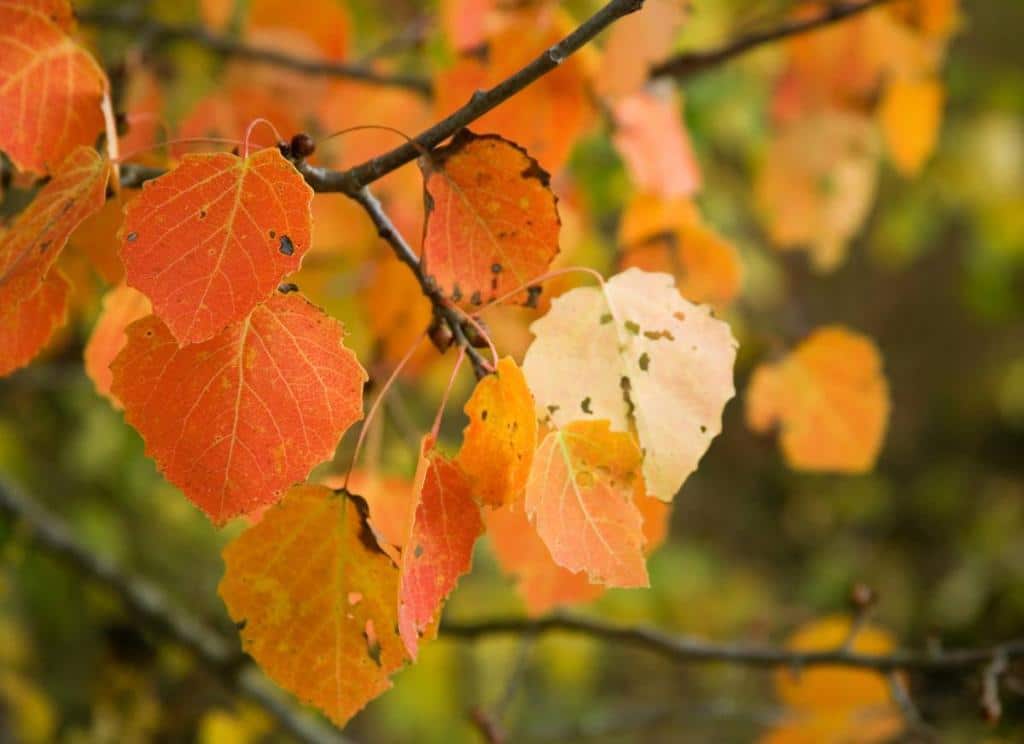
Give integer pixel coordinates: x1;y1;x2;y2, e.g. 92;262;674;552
247;0;350;60
219;485;407;727
120;147;314;344
111;293;366;524
83;284;151;406
618;194;742;309
525;420;648;588
879;76;944;177
398;438;483;658
612;87;701;199
596;0;688;99
0;269;69;377
0;147;109;306
485;502;604;616
522;268;738;502
433;8;597;173
458;357;538;507
359;257;434;375
69;190;137;284
746;326;890;473
760;615;904;744
421;130;560;307
0;0;107;173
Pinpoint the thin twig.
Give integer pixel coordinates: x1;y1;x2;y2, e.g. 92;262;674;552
439;615;1024;673
0;478;351;744
349;186;491;379
650;0;895;80
76;7;431;95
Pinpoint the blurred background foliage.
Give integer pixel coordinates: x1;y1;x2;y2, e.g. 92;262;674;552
1;0;1022;741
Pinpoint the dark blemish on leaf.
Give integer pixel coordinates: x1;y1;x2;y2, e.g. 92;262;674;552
278;235;295;256
547;404;560;416
491;263;503;273
526;285;542;308
277;283;299;294
364;626;383;667
470;291;482;306
126;232;138;242
673;311;685;322
639;353;650;372
414;544;424;558
644;329;675;341
620;376;636;417
700;425;707;434
38;240;52;254
481;409;488;421
600;313;613;324
144;330;154;337
624;320;640;335
269;230;276;239
199;209;207;219
235;619;247;631
581;397;592;414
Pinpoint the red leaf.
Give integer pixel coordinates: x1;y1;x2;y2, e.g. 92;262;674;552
0;269;69;377
421;131;560;307
120;147;314;345
0;147;109;306
110;293;366;524
0;0;107;173
398;438;483;658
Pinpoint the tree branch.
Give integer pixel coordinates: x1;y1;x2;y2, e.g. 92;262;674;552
349;186;491;378
439;615;1024;673
291;0;646;195
0;477;352;744
649;0;894;80
75;7;431;95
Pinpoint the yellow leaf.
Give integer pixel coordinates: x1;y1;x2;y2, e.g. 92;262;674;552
746;326;890;473
879;77;944;176
458;357;538;507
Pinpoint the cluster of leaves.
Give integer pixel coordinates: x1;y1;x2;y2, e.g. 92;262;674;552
0;0;963;731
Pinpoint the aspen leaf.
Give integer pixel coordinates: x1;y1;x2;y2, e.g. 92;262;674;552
111;293;366;524
398;438;484;658
0;0;107;173
219;485;407;727
458;357;538;508
761;615;904;744
0;270;69;377
522;268;738;502
485;502;604;616
0;147;109;307
756;111;879;271
746;326;890;473
120;147;314;344
879;77;944;177
83;284;151;406
612;87;702;199
525;420;648;588
596;0;689;99
69;191;136;285
421;131;560;307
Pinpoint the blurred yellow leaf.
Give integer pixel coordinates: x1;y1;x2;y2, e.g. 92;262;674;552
747;326;890;472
